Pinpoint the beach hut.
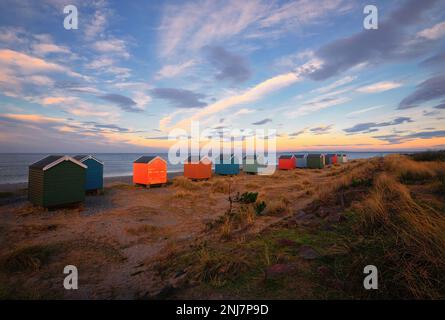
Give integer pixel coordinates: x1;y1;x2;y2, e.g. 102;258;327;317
294;153;308;168
307;154;325;169
184;155;212;180
242;155;266;174
74;155;104;192
28;155;86;207
133;156;167;186
215;154;240;175
326;154;338;165
337;154;348;163
278;154;296;170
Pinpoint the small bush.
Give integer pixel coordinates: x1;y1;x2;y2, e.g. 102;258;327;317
238;192;258;204
254;201;267;215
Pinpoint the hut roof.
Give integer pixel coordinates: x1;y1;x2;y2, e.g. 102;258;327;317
294;154;307;158
30;155;87;171
186;155;211;163
279;154;294;159
74;154;104;165
134;155;165;164
307;153;323;158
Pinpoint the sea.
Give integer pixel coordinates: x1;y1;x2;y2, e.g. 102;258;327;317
0;152;403;184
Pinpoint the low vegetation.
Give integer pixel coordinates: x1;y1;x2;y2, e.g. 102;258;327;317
152;153;445;299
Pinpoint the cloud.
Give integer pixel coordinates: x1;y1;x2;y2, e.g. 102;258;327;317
31;43;70;56
308;0;440;80
0;49;80;76
344;117;414;134
234;108;254;116
416;21;445;40
55;81;101;94
290;96;350;117
92;39;130;58
288;129;306;137
205;46;251;83
156;60;196;79
40;96;75;105
167;59;319;129
0;113;65;124
313;75;355;94
99;93;142;113
346;105;384;117
309;124;333;135
398;74;445;109
84;4;112;40
356;81;402;94
252;118;272;125
420;51;445;69
151;88;207;109
374;130;445;144
93;123;129;133
434;101;445;109
157;0;350;58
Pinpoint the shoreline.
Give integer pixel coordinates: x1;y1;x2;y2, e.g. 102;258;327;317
0;171;184;193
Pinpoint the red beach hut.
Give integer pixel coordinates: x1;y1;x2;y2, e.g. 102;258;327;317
278;154;296;170
184;155;212;180
133;156;167;186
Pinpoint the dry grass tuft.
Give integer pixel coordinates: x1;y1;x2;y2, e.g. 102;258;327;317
193;245;251;286
172;176;199;190
211;179;230;193
384;155;435;183
171;190;193;199
266;196;291;215
353;172;445;298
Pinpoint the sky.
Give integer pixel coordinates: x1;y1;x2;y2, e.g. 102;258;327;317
0;0;444;153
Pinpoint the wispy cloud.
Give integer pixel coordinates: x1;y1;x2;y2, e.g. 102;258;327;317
346;105;384;117
356;81;402;94
398;74;445;109
155;60;196;79
252;118;272;125
100;93;143;113
344;117;414;134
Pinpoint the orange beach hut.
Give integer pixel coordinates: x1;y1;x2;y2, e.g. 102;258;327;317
133;156;167;186
184;155;212;180
278;154;296;170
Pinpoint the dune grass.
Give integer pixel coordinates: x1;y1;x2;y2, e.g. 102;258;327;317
152;153;445;299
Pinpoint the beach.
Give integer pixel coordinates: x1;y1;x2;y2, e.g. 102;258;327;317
0;155;444;299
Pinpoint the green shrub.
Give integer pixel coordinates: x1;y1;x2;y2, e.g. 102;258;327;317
238;192;258;204
254;201;267;215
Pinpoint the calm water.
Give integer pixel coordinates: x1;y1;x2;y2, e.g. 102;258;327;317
0;152;399;184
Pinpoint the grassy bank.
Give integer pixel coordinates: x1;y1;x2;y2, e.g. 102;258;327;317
153;154;445;299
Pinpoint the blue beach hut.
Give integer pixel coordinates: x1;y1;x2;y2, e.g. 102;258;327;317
74;155;104;191
215;154;240;175
294;153;308;168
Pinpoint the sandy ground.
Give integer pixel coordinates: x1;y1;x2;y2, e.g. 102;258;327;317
0;165;344;299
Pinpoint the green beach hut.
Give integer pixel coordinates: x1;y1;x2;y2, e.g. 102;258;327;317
337;154;348;163
28;155;87;207
242;155;267;174
307;154;325;169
